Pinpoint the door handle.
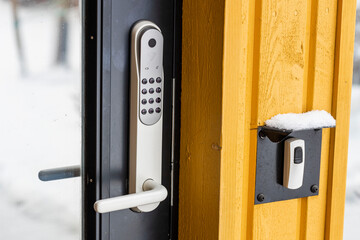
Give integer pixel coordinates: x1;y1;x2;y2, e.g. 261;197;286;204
94;20;168;214
93;179;167;213
38;165;80;181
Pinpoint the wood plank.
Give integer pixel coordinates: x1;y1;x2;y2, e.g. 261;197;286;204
179;0;225;239
303;0;338;239
253;1;308;239
218;0;255;239
325;0;357;239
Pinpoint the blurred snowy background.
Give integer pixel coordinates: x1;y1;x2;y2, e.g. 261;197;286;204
0;0;81;239
344;0;360;240
344;1;360;239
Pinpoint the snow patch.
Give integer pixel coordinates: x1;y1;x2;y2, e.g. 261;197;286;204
265;110;336;131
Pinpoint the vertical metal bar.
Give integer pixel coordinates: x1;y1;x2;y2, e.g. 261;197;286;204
82;0;101;239
171;77;176;207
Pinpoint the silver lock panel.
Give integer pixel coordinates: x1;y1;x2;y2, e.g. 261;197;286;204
138;28;164;125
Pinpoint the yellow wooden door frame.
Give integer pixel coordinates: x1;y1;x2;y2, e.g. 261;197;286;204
179;0;357;239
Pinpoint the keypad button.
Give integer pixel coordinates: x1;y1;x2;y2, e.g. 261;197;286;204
141;99;147;105
141;109;147;115
149;88;154;94
156;97;161;103
149;108;154;114
149;98;154;104
142;89;147;94
156;77;162;83
149;78;155;84
155;107;161;113
142;78;147;84
156;87;161;93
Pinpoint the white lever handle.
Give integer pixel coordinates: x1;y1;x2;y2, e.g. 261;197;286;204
93;179;167;213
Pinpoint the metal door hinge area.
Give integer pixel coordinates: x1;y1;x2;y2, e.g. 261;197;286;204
170;77;176;207
254;126;323;204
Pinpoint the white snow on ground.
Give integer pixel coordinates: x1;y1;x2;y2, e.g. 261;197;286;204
344;85;360;240
265;110;336;131
0;1;81;239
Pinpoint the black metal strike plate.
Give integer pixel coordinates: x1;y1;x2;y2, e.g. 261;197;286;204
254;126;322;204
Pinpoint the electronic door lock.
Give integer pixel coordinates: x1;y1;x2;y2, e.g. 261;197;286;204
283;138;305;189
93;20;167;213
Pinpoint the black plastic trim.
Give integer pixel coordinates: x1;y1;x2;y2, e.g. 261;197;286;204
170;0;182;239
82;0;101;239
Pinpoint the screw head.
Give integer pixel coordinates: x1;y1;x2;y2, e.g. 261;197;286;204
310;185;318;193
259;131;266;140
257;193;265;202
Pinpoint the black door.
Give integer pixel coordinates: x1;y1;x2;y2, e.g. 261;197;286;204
83;1;181;239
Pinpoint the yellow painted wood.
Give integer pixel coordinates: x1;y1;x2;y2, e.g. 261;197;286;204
252;1;308;238
180;0;356;239
179;0;225;239
218;0;254;239
303;1;338;239
325;0;357;239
